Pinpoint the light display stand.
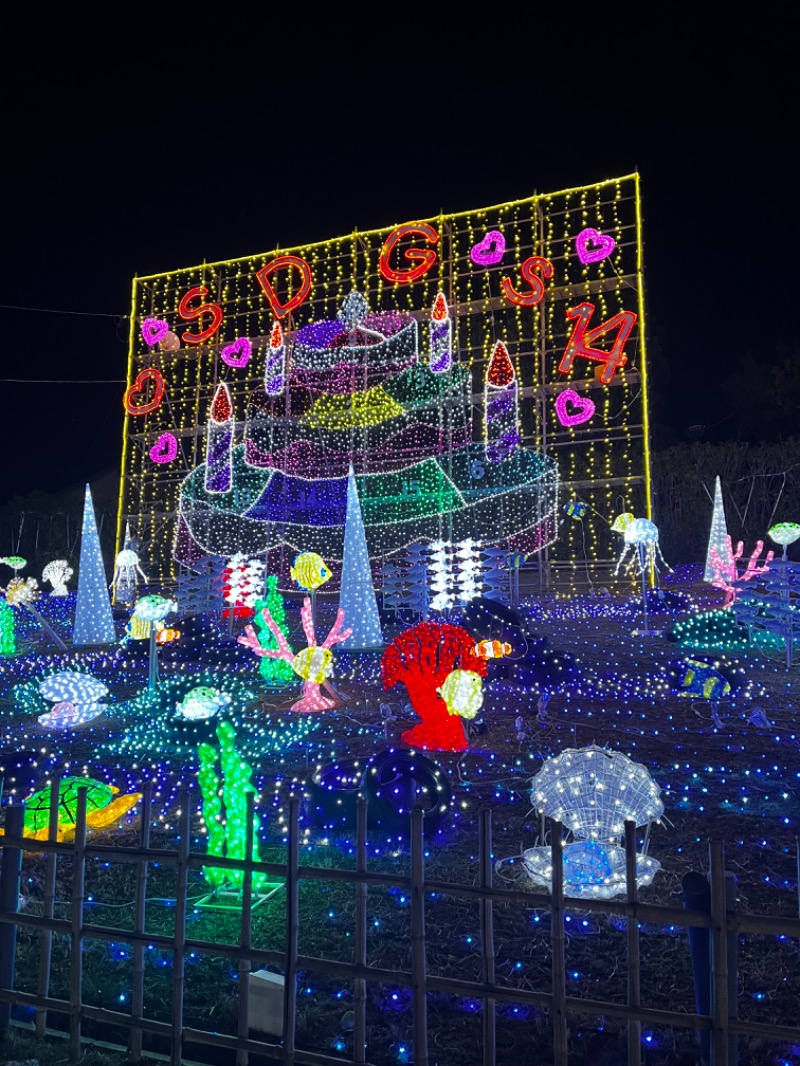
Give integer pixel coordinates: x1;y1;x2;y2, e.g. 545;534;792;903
117;176;649;595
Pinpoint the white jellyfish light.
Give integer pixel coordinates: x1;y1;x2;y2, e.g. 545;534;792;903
111;548;147;605
522;746;664;900
613;517;671;578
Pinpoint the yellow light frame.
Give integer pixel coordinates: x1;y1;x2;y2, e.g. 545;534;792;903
116;174;651;590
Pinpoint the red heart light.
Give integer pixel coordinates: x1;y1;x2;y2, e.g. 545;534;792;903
124;368;166;416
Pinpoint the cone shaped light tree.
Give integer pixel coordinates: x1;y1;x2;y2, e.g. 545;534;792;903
704;476;729;583
339;464;383;650
73;484;117;646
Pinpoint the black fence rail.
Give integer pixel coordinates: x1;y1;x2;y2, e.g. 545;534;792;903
0;783;798;1066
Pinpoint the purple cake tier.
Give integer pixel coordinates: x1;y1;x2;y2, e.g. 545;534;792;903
291;312;418;372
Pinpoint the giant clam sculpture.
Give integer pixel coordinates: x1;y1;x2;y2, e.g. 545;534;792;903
37;670;109;729
523;746;663;900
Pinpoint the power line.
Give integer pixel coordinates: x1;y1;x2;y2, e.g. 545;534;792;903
0;302;126;319
0;378;125;383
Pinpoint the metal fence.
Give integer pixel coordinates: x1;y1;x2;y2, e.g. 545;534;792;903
0;783;799;1066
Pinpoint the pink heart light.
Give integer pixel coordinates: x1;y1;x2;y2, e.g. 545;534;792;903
221;337;252;368
141;317;170;346
575;228;616;265
149;432;178;464
555;389;596;427
470;230;506;266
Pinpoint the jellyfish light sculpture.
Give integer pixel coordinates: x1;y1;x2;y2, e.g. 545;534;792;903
613;517;671;635
522;746;663;900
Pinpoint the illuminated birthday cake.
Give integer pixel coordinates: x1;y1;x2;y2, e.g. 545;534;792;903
175;291;559;573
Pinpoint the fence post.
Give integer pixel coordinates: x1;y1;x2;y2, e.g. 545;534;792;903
283;793;300;1066
129;783;152;1063
69;785;88;1063
682;870;712;1066
410;806;428;1066
479;807;496;1066
36;777;61;1039
709;841;737;1066
236;790;255;1066
170;792;191;1066
354;796;368;1065
550;821;568;1065
0;804;24;1040
625;820;642;1066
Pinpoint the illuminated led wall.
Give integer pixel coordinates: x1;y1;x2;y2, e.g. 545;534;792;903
117;174;650;588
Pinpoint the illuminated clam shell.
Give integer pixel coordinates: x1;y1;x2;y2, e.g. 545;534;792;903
38;700;105;730
38;671;108;703
522;842;661;900
529;745;664;841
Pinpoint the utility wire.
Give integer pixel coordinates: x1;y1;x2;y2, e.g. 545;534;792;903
0;302;126;319
0;378;125;383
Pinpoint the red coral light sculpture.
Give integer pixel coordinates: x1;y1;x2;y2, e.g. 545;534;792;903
381;621;488;752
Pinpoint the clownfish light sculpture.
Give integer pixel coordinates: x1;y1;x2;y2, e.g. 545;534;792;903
474;639;512;660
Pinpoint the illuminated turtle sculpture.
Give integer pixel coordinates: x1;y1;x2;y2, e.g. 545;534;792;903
175;685;232;721
522;746;663;900
23;776;142;841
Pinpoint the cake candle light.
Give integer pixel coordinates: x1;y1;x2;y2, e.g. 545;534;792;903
484;340;520;464
429;291;452;372
265;320;286;396
205;382;234;493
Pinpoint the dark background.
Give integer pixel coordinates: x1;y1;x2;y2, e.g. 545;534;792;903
0;17;795;511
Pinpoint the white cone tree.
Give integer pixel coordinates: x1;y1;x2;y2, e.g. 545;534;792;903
339;465;383;649
704;476;729;583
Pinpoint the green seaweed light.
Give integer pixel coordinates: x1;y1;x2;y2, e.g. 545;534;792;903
252;576;295;685
0;598;16;655
197;721;268;895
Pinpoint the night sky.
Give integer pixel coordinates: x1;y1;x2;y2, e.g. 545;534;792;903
1;21;794;508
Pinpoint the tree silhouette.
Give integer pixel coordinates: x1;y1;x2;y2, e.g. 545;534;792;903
381;621;487;752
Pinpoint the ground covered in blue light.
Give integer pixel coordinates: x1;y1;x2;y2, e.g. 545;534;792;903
0;566;798;1066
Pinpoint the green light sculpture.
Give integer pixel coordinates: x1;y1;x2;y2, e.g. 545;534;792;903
252;576;295;685
0;599;16;656
197;721;270;897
